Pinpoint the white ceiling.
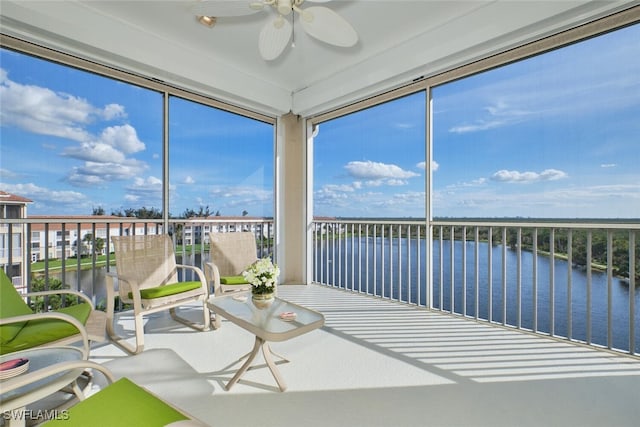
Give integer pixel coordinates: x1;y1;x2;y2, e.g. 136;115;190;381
0;1;637;117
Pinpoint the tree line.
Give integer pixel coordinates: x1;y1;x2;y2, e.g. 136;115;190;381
435;226;639;282
92;205;250;218
324;223;639;282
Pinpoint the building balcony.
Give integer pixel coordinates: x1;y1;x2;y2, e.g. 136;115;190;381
87;283;640;427
1;217;639;425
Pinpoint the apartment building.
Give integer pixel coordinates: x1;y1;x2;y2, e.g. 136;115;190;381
0;191;32;279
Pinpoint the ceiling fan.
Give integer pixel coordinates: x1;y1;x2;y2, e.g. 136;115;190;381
191;0;358;61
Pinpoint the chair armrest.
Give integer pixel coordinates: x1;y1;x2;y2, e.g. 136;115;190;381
107;273;143;306
203;262;221;295
0;359;115;397
0;312;91;359
25;289;95;309
176;264;209;294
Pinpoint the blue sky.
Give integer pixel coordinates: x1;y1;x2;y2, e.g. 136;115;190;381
313;23;640;218
0;49;273;217
1;24;639;219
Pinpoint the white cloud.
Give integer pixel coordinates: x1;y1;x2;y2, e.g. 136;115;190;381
122;176;164;207
601;163;617;168
1;69;148;189
0;68;126;142
211;186;272;202
417;161;439;171
450;101;535;134
0;182;86;204
63;124;144;164
129;176;162;191
102;103;126;120
0;168;20;179
323;184;358;193
384;179;407;186
445;33;640;137
395;122;414;129
450;120;505;134
207;185;272;213
63;142;126;163
345;160;420;186
66;159;148;186
434;182;640;218
184;176;195;184
491;168;568;183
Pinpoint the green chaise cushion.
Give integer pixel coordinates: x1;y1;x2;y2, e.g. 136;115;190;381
0;270;35;344
42;377;189;426
1;303;92;354
128;281;202;300
220;275;248;285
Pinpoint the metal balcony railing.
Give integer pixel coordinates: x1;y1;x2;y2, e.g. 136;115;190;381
2;216;637;357
312;219;639;357
0;218;274;311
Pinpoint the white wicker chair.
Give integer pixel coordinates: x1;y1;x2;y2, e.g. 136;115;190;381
204;232;257;328
106;235;210;354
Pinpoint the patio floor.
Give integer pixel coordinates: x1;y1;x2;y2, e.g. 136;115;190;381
89;284;640;427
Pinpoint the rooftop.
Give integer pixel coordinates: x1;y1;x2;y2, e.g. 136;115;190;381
88;284;640;427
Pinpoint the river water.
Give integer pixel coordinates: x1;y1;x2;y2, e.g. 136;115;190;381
51;238;639;353
315;237;640;353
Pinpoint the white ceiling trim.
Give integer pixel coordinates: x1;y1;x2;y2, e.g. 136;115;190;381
1;1;638;118
293;1;637;117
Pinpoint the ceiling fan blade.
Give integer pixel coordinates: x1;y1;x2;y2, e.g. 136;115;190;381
259;17;293;61
300;6;358;47
191;0;260;17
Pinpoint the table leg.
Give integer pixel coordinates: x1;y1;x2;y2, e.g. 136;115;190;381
261;341;287;392
225;336;288;392
225;337;262;391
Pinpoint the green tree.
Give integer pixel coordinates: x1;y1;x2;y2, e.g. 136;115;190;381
111;207;162;218
29;276;76;312
94;237;105;255
182;206;211;218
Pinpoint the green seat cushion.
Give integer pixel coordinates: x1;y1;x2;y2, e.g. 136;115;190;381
43;377;189;426
220;275;249;285
0;270;35;344
129;281;202;300
1;303;92;354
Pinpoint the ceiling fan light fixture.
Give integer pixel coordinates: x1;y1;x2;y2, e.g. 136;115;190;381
191;0;358;61
259;17;292;60
274;15;285;29
301;9;313;23
277;0;293;16
197;15;217;27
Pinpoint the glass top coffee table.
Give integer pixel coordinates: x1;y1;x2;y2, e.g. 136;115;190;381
207;293;325;392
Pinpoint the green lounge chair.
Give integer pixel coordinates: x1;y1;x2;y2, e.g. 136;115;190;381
0;270;105;358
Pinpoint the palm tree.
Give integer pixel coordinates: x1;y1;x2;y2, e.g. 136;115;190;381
94;237;105;255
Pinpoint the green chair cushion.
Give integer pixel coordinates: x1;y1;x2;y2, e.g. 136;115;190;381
220;275;249;285
0;270;35;344
42;377;189;426
0;303;92;354
129;281;202;300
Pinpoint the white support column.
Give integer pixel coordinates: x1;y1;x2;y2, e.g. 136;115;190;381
276;113;307;285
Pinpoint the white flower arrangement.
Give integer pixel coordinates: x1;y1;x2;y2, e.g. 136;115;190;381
242;257;280;295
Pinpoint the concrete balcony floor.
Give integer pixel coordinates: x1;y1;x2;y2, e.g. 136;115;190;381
90;284;640;427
